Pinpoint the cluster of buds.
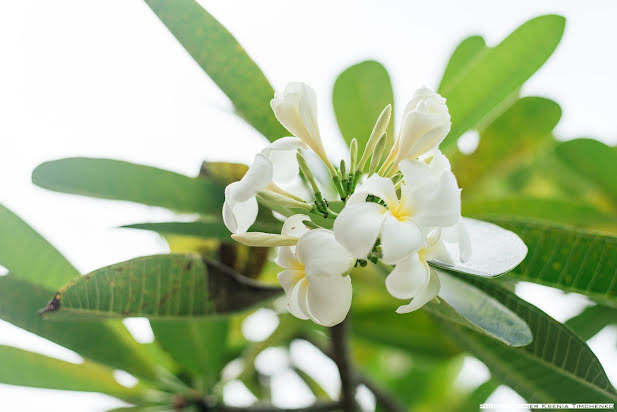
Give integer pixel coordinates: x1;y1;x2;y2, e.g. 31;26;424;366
223;82;470;326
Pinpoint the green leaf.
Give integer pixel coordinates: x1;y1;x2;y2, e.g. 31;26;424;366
423;270;532;347
440;15;565;152
439;35;487;92
428;218;527;278
555;138;617;204
32;158;224;214
439;275;617;403
332;60;395;151
0;345;147;400
0;204;79;291
565;305;617;341
463;196;617;227
486;218;617;307
144;0;286;141
0;275;157;380
150;318;229;387
451;97;561;193
351;307;461;360
40;254;281;320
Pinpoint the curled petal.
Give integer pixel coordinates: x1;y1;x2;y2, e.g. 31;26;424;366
282;214;311;238
380;215;423;264
334;202;386;259
297;229;352;277
457;220;472;262
396;267;441;313
262;136;307;154
385;253;430;300
233;154;273;202
412;171;461;228
305;274;352;327
399;159;437;191
288;277;310;320
222;183;258;233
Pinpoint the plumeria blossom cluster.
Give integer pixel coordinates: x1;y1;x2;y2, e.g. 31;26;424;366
224;82;471;327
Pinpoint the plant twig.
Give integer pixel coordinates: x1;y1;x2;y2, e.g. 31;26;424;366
330;318;356;412
217;401;341;412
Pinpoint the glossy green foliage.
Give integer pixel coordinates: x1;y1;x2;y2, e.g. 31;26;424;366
0;345;146;401
439;15;565;152
41;254;281;320
32;158;224;215
442;275;617;403
122;220;281;241
333;61;395;150
438;35;487;91
145;0;287;141
489;218;617;307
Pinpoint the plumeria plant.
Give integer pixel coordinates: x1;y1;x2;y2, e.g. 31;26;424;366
1;1;617;411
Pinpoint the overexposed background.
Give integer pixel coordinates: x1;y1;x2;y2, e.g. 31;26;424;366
1;0;616;410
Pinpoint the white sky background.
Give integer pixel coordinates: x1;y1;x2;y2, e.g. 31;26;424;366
0;1;616;411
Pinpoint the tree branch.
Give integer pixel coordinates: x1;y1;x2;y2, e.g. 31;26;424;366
330;318;356;412
356;375;406;412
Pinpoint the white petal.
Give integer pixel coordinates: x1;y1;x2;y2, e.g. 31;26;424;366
427;150;452;175
412;171;461;228
399;159;436;190
269;149;299;184
233;154;273;202
353;174;398;206
281;214;311;238
396;267;441;313
277;269;304;296
288;277;310;320
262;136;307;154
275;246;301;269
385;253;430;299
222;184;258;234
334;203;386;259
380;214;423;264
296;229;352;277
305;274;352;327
457;220;473;262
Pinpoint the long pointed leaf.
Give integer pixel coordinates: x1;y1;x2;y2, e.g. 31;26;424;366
40;255;281;320
438;35;487;92
32;158;224;214
0;204;79;291
0;276;157;380
0;345;147;401
144;0;286;141
487;218;617;307
439;275;617;402
440;15;565;152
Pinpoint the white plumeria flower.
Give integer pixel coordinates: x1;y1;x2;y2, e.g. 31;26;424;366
223;137;307;233
386;87;451;165
270;82;328;162
334;157;461;264
385;229;450;313
276;215;354;327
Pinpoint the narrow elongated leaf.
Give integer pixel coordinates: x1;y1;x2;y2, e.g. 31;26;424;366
40;255;281;320
0;204;79;291
0;276;157;379
32;158;224;214
423;270;532;346
333;60;395;150
463;196;617;227
145;0;286;141
450;97;561;192
555;138;617;204
440;15;565;151
428;218;527;278
438;35;487;91
0;345;146;401
486;218;617;307
439;275;617;403
151;319;229;386
565;305;617;341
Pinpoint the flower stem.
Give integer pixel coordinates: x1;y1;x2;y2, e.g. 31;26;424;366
330;318;356;412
